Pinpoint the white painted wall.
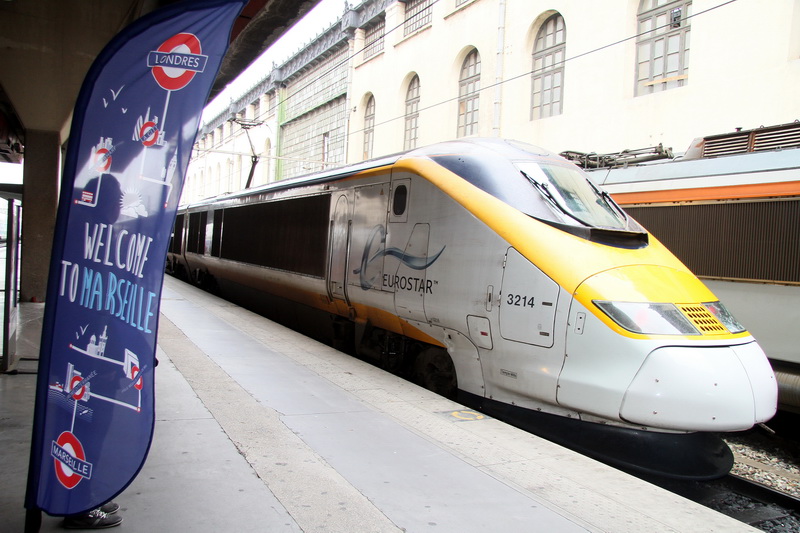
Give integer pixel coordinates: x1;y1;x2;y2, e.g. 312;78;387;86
350;0;800;160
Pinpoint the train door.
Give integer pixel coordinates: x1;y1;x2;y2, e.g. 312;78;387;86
385;176;429;322
328;194;351;303
499;248;559;347
485;247;563;402
348;182;390;293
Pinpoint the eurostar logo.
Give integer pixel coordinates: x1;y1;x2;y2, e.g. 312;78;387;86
354;225;445;291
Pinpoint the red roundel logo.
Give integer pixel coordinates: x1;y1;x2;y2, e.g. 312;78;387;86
150;33;204;91
94;148;111;172
53;431;88;489
139;121;159;147
131;365;143;391
70;375;86;400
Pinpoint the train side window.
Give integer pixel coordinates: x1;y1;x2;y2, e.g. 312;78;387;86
170;214;184;254
211;209;223;257
393;185;408;216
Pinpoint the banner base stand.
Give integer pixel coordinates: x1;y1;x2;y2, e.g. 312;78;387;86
25;508;41;533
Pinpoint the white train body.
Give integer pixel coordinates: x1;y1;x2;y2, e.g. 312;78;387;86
169;138;777;435
582;123;800;412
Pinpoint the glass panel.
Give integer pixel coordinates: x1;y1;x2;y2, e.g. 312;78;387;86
637;42;651;63
639;18;652;36
638;60;650;81
654;38;665;58
655;13;667;35
535;34;546;52
653;56;664;77
666;51;679;75
667;33;680;54
517;162;627;228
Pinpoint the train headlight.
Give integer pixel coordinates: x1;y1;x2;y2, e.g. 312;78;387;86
703;301;746;334
593;301;700;335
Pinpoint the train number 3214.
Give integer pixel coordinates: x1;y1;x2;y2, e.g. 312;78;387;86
506;293;535;308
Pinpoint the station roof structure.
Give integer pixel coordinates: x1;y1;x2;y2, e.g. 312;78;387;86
0;0;323;164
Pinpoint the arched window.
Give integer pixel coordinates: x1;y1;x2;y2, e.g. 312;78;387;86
404;75;420;150
531;14;566;119
636;0;691;95
363;95;375;160
457;49;480;138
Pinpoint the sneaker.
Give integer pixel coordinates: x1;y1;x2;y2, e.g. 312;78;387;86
99;502;120;515
62;508;123;529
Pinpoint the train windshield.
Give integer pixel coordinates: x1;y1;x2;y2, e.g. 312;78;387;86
428;142;643;243
517;162;627;229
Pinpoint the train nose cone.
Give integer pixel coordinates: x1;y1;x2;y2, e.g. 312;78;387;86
620;342;778;431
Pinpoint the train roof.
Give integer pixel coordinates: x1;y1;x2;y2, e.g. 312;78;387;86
181;137;647;246
580;122;800;193
587;146;800;189
182;138;560;209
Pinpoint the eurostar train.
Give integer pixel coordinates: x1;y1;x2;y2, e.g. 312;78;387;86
168;138;778;478
573;121;800;417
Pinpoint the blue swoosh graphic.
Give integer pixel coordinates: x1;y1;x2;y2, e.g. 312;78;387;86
353;224;445;290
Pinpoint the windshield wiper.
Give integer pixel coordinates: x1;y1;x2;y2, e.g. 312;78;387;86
601;189;629;220
520;170;590;227
587;180;628;222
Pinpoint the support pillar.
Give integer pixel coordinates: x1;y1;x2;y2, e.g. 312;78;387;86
21;129;60;303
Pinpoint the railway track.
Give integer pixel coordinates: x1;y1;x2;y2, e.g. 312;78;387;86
703;474;800;530
634;473;800;530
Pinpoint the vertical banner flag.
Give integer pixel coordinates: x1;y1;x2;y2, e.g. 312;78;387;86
26;0;246;516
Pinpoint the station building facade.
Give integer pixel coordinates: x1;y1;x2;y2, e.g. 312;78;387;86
183;0;800;203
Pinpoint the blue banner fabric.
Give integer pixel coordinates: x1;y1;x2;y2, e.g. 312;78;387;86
25;0;246;516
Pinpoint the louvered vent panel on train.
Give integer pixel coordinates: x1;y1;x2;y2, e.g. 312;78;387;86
677;304;727;334
701;123;800;157
702;133;750;157
752;124;800;151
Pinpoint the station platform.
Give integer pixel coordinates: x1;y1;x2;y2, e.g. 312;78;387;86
1;276;757;532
